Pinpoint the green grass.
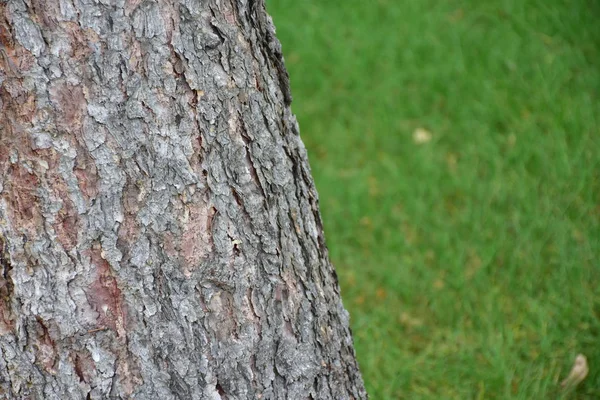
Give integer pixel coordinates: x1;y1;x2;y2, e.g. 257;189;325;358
267;0;600;398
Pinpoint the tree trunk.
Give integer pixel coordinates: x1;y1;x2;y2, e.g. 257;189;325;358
0;0;366;399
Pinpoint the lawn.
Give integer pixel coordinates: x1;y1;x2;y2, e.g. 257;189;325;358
267;0;600;398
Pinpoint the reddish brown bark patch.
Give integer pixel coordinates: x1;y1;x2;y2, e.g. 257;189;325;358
0;237;14;335
0;291;14;335
0;11;37;79
0;76;37;131
0;6;13;49
85;248;127;337
60;21;96;62
73;149;99;201
53;195;79;251
30;0;60;31
116;352;143;396
162;231;178;259
3;164;43;238
43;156;81;251
117;213;141;250
125;0;144;17
122;181;141;215
73;349;96;383
49;81;87;134
33;317;58;375
223;0;239;25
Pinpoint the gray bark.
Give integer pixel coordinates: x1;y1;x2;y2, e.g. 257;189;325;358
0;0;366;399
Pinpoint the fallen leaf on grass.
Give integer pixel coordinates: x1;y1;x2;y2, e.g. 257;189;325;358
413;128;432;144
446;152;458;172
465;248;483;279
561;354;588;389
399;312;423;328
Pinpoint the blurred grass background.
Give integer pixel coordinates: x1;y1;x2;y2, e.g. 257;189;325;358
267;0;599;398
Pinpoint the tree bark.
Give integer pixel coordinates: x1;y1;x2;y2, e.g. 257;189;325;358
0;0;366;399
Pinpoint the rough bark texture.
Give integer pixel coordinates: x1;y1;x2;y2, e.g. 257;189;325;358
0;0;366;399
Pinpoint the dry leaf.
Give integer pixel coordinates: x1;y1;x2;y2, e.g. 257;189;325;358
399;312;423;328
507;133;517;147
413;128;432;144
446;152;458;172
561;354;588;389
465;248;483;279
